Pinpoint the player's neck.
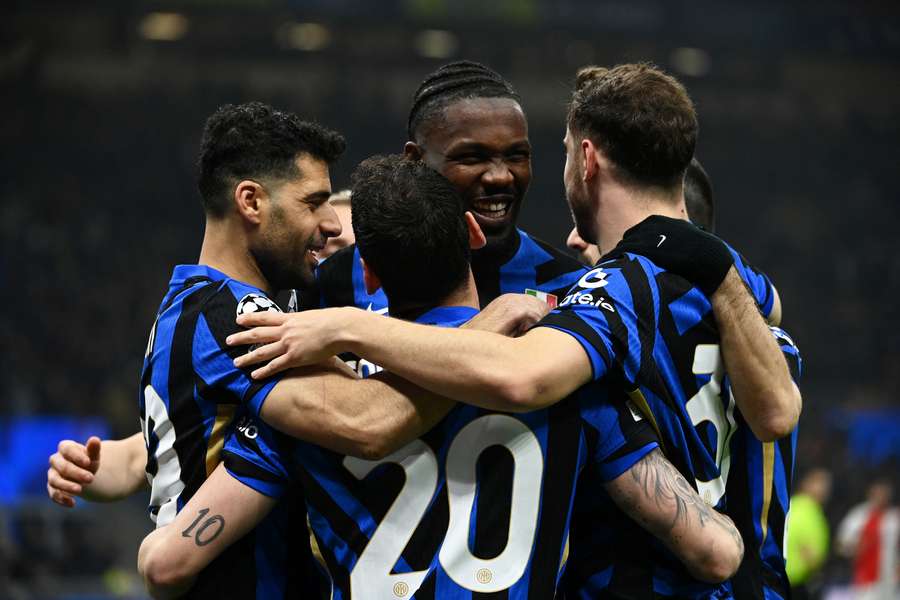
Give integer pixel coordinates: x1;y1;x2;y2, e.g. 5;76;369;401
472;228;521;267
390;271;479;321
595;186;687;255
198;221;273;295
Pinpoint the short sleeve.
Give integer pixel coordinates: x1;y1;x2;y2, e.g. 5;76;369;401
770;326;802;381
579;386;659;482
222;413;293;499
192;285;286;413
533;264;635;382
728;246;776;319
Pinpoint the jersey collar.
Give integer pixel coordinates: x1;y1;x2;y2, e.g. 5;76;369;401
170;264;231;287
414;305;479;328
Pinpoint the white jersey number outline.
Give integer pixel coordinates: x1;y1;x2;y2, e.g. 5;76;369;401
343;414;543;598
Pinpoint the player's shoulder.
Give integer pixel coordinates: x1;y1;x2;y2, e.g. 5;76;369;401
520;229;585;271
198;279;283;338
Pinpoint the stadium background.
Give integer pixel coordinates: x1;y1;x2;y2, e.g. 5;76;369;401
2;0;898;598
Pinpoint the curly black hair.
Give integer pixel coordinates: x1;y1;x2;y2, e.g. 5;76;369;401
407;61;520;142
351;154;470;308
197;102;345;217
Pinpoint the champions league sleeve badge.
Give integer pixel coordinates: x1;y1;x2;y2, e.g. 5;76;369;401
236;293;283;317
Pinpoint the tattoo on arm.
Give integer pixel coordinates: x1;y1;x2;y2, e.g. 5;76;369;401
622;450;744;555
181;507;226;547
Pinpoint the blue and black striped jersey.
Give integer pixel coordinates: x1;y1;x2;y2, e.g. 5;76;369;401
223;304;658;599
139;264;322;598
538;232;786;598
726;327;801;600
301;229;588;312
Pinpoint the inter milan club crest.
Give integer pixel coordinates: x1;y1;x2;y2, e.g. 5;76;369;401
236;293;282;317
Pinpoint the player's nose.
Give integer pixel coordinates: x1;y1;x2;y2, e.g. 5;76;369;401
567;227;588;252
482;159;514;188
319;203;342;239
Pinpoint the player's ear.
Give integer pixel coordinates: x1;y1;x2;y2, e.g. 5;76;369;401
403;142;424;161
234;180;265;225
581;139;599;183
360;258;382;295
464;211;487;250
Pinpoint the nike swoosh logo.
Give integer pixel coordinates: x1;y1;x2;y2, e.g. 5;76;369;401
657;234;666;247
365;303;390;315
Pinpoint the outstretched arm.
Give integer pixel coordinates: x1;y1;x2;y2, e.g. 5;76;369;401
137;462;275;599
229;309;593;413
47;433;147;507
605;448;744;583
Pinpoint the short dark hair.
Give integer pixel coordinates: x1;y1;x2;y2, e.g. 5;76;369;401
684;157;715;232
197;102;345;218
351;155;470;307
407;60;520;142
568;63;698;188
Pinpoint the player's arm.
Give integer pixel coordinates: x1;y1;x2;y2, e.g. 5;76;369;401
259;357;455;460
711;269;800;441
606;448;744;583
47;432;147;507
229;309;594;412
460;293;551;336
614;216;799;441
137;462;275;599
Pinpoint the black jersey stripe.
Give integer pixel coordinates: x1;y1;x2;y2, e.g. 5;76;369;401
296;466;370;578
168;284;221;505
527;398;582;600
473;445;515;558
531;236;585;287
539;312;613;376
200;286;275;403
402;481;450;573
727;413;765;600
301;472;370;562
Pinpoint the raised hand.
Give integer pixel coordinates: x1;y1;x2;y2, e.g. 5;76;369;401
47;436;102;508
228;308;348;379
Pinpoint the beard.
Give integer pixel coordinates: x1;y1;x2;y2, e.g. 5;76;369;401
252;239;317;293
566;184;597;245
251;206;319;293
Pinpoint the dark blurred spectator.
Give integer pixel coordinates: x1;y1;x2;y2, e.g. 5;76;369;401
835;481;899;599
788;468;833;599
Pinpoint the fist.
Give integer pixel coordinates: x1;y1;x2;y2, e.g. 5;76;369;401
47;436;101;508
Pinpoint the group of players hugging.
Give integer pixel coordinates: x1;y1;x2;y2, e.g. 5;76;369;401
46;61;802;599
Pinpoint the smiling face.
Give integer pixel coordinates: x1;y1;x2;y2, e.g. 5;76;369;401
251;154;340;291
415;97;531;252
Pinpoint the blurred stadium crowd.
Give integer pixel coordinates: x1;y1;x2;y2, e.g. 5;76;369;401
1;0;899;598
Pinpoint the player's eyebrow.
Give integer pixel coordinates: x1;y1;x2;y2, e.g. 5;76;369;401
303;190;332;205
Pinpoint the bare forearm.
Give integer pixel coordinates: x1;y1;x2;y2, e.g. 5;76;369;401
83;433;148;502
712;268;800;440
606;449;743;583
262;363;455;460
338;308;546;410
138;464;273;598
